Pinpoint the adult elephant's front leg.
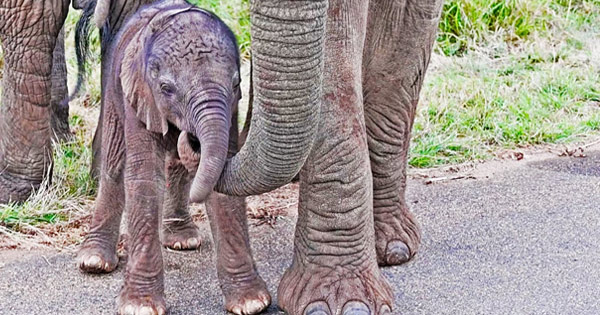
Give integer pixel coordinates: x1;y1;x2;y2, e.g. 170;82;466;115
363;0;443;266
278;1;393;314
0;0;69;203
118;108;167;315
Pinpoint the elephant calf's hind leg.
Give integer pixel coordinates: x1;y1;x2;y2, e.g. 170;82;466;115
160;152;201;250
206;193;271;315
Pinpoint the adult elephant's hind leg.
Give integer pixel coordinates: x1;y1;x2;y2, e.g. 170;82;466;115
278;0;393;314
363;0;443;266
77;99;125;273
160;153;201;250
50;26;71;142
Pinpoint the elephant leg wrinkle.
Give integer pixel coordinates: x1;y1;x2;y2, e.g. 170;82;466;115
0;0;69;204
278;0;393;314
363;0;443;267
206;193;271;315
160;152;201;250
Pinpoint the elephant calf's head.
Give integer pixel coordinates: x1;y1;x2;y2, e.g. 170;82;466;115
117;0;241;202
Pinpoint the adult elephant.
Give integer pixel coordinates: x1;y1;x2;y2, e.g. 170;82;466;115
0;0;157;204
0;1;74;204
209;0;444;313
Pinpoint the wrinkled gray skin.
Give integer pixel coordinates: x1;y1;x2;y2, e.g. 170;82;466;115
77;2;273;315
215;0;444;314
0;1;73;204
89;0;157;178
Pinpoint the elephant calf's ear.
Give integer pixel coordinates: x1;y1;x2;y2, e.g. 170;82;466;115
120;33;169;136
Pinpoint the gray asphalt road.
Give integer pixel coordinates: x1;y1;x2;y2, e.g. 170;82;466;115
1;151;600;315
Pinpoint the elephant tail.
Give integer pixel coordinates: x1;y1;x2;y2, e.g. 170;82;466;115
67;0;96;103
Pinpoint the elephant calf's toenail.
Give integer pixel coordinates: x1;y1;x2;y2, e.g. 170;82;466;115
243;299;265;314
379;305;392;315
304;301;331;315
386;240;410;264
138;306;155;315
342;301;371;315
173;242;182;250
120;305;135;315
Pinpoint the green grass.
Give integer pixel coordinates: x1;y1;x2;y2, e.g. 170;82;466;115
0;115;95;230
437;0;600;56
412;0;600;167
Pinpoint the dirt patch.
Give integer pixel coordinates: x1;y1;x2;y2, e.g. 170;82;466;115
0;183;301;251
408;136;600;184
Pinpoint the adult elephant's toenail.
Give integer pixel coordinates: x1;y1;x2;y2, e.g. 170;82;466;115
187;237;199;248
386;241;410;265
304;301;331;315
379;305;392;315
85;255;102;267
343;301;371;315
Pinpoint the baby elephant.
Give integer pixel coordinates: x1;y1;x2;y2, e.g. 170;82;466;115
77;1;270;314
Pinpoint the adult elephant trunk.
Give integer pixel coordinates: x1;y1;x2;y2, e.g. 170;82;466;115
189;103;231;203
214;0;328;196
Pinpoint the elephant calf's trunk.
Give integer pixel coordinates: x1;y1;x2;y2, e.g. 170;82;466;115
188;109;231;204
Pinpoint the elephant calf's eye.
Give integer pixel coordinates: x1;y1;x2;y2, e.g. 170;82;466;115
160;83;176;95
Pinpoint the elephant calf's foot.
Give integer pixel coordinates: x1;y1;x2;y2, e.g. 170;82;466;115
278;263;393;315
224;276;271;315
161;218;201;250
118;289;166;315
77;239;119;273
375;206;421;266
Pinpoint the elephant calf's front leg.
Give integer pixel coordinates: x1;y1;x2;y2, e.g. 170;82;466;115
118;111;167;315
78;100;125;273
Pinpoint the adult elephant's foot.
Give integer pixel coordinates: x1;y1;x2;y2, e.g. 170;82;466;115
161;217;201;250
118;288;166;315
77;238;119;273
278;262;393;315
0;172;38;204
223;276;271;315
374;205;421;266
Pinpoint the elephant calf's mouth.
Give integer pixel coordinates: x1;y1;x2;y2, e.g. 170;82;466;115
177;131;202;175
187;133;201;153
